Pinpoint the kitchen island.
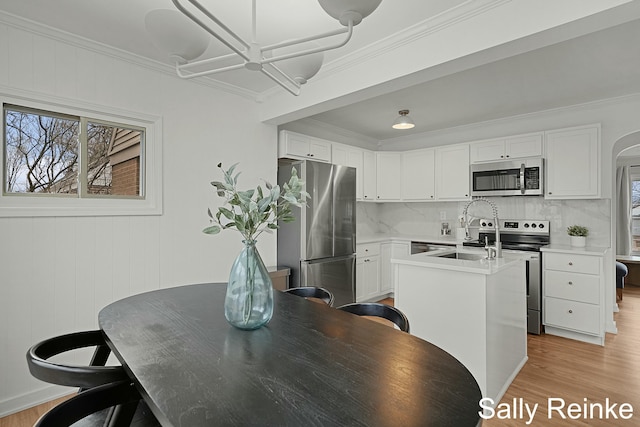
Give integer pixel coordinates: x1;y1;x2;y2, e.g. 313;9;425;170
392;249;527;403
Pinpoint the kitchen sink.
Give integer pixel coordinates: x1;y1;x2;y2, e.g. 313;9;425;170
438;252;486;261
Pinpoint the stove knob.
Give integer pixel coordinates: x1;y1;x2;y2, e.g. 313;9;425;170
538;223;545;229
524;223;530;228
480;221;486;227
531;223;537;228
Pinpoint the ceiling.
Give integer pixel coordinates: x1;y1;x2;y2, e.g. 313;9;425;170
0;0;462;94
305;18;640;141
1;1;639;142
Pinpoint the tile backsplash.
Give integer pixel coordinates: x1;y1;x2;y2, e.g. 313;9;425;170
357;197;611;247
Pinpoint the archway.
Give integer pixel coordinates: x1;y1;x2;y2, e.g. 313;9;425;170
611;130;640;322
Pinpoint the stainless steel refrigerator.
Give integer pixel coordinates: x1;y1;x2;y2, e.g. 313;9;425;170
277;159;356;307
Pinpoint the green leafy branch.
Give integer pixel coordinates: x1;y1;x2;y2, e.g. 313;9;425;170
203;162;309;241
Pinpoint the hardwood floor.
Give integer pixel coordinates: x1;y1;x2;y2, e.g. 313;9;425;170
2;290;639;426
0;395;71;427
483;284;640;426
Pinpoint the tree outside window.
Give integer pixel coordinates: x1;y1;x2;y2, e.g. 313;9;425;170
4;105;142;198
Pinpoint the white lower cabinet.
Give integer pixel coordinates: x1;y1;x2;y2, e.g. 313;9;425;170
542;247;608;345
356;243;380;302
380;242;409;294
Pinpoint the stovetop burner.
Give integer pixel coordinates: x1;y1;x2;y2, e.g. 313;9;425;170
462;219;550;252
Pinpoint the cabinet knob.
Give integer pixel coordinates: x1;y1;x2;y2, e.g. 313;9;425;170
568;309;573;314
430;195;434;198
549;192;553;195
568;281;573;285
568;262;573;266
506;155;510;158
500;155;504;158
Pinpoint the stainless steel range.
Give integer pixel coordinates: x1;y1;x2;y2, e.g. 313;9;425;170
463;219;550;334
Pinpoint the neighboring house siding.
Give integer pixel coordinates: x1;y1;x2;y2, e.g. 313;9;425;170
111;157;140;196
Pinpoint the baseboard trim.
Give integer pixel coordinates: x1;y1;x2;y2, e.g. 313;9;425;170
0;384;72;418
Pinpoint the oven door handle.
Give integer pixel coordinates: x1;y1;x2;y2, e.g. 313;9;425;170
520;163;526;194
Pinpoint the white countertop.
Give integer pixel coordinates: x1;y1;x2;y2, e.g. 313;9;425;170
358;233;460;245
540;244;609;256
391;248;523;275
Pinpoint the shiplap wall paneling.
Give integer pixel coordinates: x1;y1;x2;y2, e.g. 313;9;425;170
32;33;56;96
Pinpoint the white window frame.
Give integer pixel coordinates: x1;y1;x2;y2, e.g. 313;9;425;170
0;91;162;217
630;168;640;255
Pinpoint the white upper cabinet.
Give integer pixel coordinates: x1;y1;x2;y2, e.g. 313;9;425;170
333;143;364;200
401;149;435;201
545;124;600;199
470;133;543;162
362;150;376;201
375;152;402;201
435;144;470;201
278;130;331;163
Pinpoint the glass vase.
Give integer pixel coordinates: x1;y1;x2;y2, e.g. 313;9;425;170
225;240;274;330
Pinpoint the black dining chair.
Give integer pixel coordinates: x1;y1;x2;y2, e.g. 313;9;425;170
282;286;335;306
26;330;128;391
337;302;410;333
34;380;160;427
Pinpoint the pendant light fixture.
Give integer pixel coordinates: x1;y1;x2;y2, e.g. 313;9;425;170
145;0;383;96
392;110;415;130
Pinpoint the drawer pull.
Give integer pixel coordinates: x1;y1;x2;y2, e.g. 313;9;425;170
568;262;573;266
568;309;573;314
568;281;573;285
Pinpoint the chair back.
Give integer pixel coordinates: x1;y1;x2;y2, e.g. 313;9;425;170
27;330;128;389
337;303;410;332
34;381;159;427
283;286;335;306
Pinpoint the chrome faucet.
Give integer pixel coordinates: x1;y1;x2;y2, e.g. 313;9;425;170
462;198;502;258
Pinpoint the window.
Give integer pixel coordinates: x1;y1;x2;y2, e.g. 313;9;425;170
631;171;640;254
1;94;162;217
4;105;143;197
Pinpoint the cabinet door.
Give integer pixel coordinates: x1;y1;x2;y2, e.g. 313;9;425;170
362;150;376;201
545;125;600;199
380;242;409;293
505;133;543;159
375;152;402;201
333;144;364;200
281;131;312;158
278;130;331;162
470;139;505;162
435;144;470;200
356;255;380;302
308;140;331;162
402;149;435;200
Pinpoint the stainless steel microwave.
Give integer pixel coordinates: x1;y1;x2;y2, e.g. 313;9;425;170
470;158;543;196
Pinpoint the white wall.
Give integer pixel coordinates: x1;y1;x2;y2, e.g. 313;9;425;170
0;19;277;415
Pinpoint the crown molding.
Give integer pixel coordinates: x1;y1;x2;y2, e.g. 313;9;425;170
257;0;510;101
0;10;261;101
379;91;640;148
295;117;380;148
314;0;510;80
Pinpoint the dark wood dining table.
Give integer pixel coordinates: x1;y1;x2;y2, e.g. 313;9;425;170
98;283;482;426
